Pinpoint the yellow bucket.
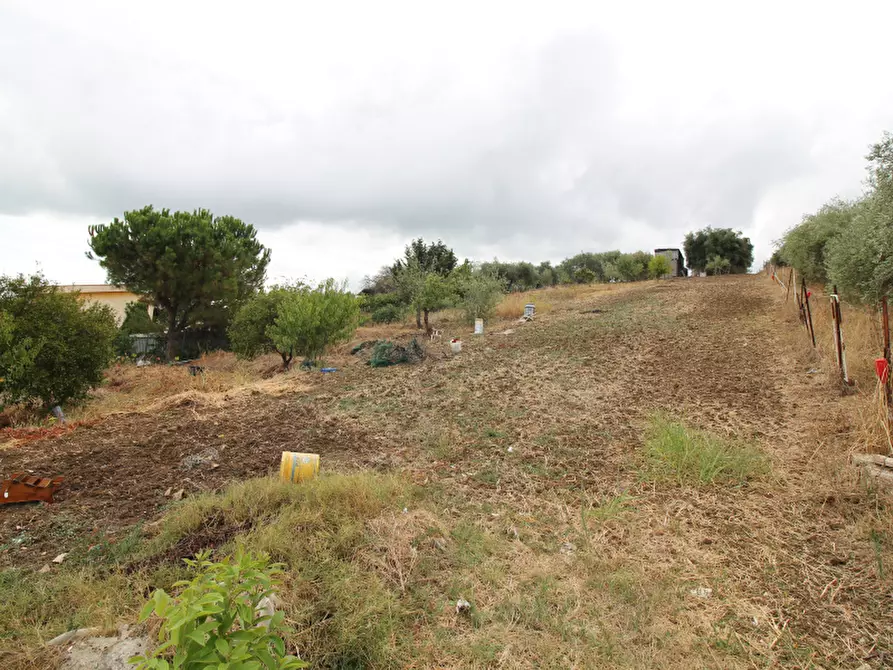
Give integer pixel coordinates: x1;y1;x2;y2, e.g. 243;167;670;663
279;452;320;483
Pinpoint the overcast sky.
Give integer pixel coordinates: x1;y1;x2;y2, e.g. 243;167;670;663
2;0;891;288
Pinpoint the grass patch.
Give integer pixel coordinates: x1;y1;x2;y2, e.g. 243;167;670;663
643;414;768;485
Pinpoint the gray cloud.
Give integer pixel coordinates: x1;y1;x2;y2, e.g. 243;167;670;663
2;1;892;274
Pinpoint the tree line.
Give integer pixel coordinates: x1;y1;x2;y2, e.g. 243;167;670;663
773;131;893;305
1;199;753;411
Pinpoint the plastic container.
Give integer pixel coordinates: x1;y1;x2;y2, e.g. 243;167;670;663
474;318;484;335
524;303;535;318
450;338;462;354
279;452;320;483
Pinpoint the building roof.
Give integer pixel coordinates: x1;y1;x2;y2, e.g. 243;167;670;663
654;248;683;254
58;284;134;294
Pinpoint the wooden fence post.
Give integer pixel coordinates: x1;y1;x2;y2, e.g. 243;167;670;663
802;277;816;348
785;268;793;303
830;286;850;385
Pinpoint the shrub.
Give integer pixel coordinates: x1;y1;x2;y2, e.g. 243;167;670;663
458;272;505;323
229;288;300;368
777;198;858;285
131;549;307;669
643;414;768;485
268;279;360;365
705;255;731;276
371;304;405;324
648;254;672;279
0;274;117;409
573;267;597;284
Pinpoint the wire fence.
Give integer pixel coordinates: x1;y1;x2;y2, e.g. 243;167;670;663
767;264;893;457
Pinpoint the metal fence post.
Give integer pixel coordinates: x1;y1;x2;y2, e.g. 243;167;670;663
802;277;816;348
883;296;892;407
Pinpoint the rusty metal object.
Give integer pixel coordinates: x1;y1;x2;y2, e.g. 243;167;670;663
802;277;816;348
0;472;64;504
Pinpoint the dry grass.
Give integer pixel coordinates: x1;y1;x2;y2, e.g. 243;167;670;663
4;275;893;669
774;276;893;455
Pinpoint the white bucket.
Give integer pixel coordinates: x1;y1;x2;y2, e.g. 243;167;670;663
474;318;484;335
524;303;535;318
450;339;462;354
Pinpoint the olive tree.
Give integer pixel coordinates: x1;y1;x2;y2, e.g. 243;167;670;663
228;287;301;369
267;280;360;366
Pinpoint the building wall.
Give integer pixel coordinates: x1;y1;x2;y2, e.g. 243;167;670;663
656;249;680;278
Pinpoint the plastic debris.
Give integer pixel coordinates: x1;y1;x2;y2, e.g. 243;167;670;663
689;587;713;598
455;598;472;615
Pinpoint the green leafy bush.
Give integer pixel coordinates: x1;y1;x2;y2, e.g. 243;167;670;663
647;254;672;279
131;549;306;669
371;304;404;324
458;272;505;323
0;274;117;409
777;198;858;285
268;279;360;365
705;255;731;275
229;288;301;368
684;227;753;274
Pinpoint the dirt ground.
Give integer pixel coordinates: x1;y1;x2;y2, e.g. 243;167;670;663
2;275;891;668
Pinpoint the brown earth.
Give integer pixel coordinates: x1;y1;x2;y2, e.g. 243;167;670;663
1;275;891;668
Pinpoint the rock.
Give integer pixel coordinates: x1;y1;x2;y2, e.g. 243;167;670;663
559;542;576;555
455;598;472;615
163;487;172;497
52;552;68;564
689;587;713;598
180;447;220;471
256;595;278;629
38;564;51;574
60;634;148;670
171;489;185;501
48;627;100;646
432;537;448;552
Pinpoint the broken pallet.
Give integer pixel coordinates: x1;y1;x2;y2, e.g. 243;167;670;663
0;472;64;504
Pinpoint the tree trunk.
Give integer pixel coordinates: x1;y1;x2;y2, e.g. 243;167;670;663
416;307;422;330
423;309;430;332
279;349;293;370
166;313;178;361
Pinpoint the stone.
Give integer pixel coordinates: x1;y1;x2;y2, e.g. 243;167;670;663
180;447;220;471
171;488;185;501
52;552;68;564
38;564;51;574
60;634;148;670
455;598;472;615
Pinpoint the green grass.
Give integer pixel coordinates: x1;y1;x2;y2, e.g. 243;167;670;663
643;414;769;485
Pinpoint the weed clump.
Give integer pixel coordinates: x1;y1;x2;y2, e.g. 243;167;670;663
643;414;768;485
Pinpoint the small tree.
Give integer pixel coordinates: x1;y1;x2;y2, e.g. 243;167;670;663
229;288;300;369
648;254;672;279
392;238;458;328
705;255;731;275
88;206;270;360
614;254;645;282
458;272;505;323
0;274;117;409
131;550;306;670
267;280;360;367
573;267;597;284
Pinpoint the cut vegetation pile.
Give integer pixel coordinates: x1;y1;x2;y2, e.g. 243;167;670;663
2;275;892;669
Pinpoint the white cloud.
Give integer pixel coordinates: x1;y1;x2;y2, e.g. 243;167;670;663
1;0;892;281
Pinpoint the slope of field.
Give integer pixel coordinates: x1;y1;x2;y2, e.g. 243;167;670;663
1;275;891;669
